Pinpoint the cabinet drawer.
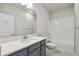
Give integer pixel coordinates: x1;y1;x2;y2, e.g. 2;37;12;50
41;45;46;56
29;42;40;53
41;39;46;45
9;48;28;56
29;48;40;56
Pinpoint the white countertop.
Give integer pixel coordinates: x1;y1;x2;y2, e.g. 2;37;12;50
0;36;46;56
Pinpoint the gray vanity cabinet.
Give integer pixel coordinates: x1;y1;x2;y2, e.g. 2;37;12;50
28;42;40;54
29;48;40;56
40;40;46;56
40;45;46;56
28;42;40;56
8;48;28;56
8;39;46;56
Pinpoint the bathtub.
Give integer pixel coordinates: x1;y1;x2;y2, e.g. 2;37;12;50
52;39;74;55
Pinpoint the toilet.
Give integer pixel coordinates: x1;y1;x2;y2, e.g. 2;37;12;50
46;39;56;49
46;43;56;49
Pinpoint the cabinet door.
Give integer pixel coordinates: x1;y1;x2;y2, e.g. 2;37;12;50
41;39;46;46
40;45;46;56
29;48;40;56
29;42;40;53
9;48;28;56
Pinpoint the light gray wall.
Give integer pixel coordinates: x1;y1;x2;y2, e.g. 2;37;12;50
33;4;50;36
74;3;79;56
0;3;35;35
51;7;74;19
50;7;74;41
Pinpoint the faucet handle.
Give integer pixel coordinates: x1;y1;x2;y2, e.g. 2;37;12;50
23;36;27;39
47;33;50;35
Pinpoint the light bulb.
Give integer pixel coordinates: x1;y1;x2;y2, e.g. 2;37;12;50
56;22;58;24
21;3;26;6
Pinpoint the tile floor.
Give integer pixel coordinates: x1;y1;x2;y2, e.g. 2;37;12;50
46;47;75;56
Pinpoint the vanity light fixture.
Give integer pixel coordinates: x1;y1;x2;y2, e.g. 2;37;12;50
56;22;58;24
21;3;33;9
21;3;35;15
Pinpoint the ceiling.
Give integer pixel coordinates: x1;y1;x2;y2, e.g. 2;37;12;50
2;3;73;13
38;3;73;12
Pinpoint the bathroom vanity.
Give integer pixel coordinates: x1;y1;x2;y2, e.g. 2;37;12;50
0;36;46;56
8;39;46;56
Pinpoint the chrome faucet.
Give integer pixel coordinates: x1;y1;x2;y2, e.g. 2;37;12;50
23;36;28;39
